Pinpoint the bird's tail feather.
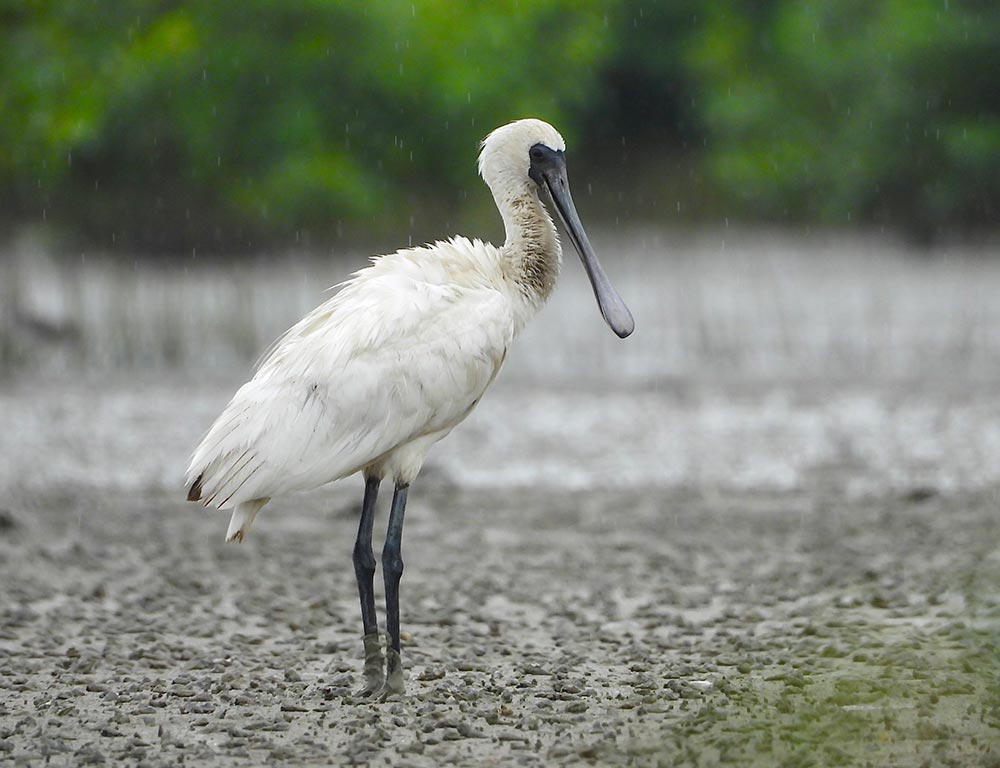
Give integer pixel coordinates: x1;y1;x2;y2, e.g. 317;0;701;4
225;498;269;543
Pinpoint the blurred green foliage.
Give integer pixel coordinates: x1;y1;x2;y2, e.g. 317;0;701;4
0;0;609;247
0;0;997;249
688;0;1000;238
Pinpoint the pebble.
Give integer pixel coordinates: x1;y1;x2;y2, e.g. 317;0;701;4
0;429;994;767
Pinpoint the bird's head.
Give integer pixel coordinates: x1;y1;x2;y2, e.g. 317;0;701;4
478;118;566;191
479;119;634;339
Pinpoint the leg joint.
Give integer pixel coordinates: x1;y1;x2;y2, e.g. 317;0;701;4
353;542;377;575
381;545;404;579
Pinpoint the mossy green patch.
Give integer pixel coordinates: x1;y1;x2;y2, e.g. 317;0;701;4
614;616;998;766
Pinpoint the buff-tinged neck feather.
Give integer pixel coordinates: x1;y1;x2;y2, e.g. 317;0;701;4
498;184;562;306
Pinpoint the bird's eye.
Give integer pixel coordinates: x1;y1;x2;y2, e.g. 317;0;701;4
530;147;545;162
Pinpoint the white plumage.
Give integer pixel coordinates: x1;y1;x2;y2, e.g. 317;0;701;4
185;118;632;697
187;235;517;537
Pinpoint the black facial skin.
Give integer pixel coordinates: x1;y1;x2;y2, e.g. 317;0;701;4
528;143;565;189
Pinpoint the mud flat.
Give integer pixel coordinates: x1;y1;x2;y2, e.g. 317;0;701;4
1;378;998;766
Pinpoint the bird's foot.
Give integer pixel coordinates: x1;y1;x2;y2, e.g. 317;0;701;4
357;632;385;696
375;648;405;701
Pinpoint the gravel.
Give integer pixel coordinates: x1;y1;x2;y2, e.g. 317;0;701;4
1;377;998;766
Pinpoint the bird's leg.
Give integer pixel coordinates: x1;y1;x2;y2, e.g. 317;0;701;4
353;474;383;695
378;483;409;699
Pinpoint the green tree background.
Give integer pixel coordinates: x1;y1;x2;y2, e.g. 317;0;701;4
1;0;997;251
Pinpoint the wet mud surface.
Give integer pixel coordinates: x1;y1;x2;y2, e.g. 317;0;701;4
1;380;999;766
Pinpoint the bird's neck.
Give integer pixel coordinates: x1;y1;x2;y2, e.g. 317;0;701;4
495;182;562;307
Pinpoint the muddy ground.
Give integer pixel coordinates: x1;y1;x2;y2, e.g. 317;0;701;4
1;377;999;766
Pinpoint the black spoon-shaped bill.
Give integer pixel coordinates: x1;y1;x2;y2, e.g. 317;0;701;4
529;146;634;338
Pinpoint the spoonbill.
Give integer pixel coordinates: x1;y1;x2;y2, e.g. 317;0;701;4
186;118;633;698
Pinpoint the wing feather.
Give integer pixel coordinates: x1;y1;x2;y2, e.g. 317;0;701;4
186;240;514;509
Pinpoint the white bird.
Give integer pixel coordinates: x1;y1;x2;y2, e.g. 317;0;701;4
185;118;633;698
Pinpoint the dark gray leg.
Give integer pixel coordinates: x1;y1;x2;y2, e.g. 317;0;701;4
379;483;408;697
353;474;383;694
